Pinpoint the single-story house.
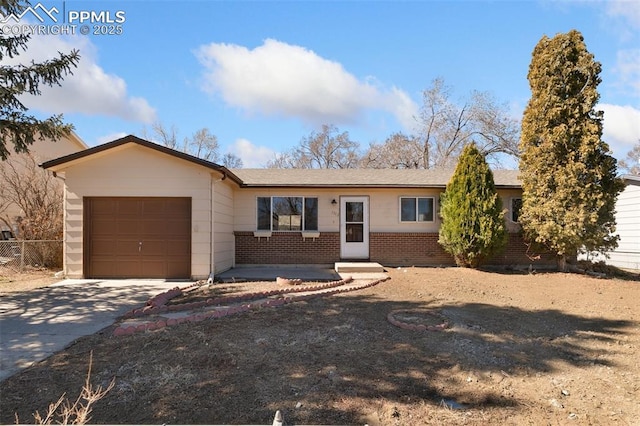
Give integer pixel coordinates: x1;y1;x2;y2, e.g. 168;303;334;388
42;135;553;280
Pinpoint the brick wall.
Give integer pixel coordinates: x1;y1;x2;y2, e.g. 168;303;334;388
369;233;455;266
371;232;556;266
234;231;557;267
235;232;340;264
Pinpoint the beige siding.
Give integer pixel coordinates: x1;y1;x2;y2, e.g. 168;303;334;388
234;188;443;233
29;132;87;160
234;187;524;234
60;145;214;279
213;178;235;273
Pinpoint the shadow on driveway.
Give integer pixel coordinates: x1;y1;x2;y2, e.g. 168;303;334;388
0;279;183;382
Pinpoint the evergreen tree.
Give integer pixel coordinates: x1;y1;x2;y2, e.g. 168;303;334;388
519;30;624;271
0;0;81;160
438;143;507;268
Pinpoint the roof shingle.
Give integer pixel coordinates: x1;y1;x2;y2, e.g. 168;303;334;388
231;168;521;188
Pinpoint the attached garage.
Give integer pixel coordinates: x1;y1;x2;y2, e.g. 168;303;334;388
84;197;191;279
41;135;241;280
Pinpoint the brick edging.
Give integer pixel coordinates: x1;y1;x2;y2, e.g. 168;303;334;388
386;309;449;331
122;277;355;319
113;277;389;336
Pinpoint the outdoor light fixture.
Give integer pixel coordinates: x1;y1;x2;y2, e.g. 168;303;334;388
331;199;337;205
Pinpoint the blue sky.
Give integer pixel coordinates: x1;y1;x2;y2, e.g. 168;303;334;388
5;0;640;167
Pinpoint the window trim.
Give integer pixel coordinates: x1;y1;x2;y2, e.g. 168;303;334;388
399;196;435;223
256;196;319;232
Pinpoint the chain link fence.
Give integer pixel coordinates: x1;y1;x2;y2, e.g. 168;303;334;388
0;240;63;273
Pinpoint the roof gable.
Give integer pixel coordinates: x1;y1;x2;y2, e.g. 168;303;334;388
41;134;243;184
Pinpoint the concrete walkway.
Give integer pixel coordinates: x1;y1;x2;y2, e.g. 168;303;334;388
0;279;181;382
215;265;341;282
215;265;388;282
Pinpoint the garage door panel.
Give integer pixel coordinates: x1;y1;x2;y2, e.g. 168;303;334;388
141;220;169;235
91;240;118;255
117;220;141;235
140;240;166;255
91;198;117;213
116;199;140;214
85;197;192;279
116;260;143;277
91;218;117;234
166;261;190;278
91;260;141;278
167;240;190;255
141;261;166;277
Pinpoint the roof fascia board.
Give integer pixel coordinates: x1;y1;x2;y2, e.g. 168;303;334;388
41;134;243;185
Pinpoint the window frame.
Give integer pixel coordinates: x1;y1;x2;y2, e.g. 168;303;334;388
399;196;435;223
256;196;319;232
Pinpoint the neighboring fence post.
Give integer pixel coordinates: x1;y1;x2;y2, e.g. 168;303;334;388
20;240;25;271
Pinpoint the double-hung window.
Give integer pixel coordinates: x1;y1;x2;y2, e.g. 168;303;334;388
400;197;434;222
257;196;318;231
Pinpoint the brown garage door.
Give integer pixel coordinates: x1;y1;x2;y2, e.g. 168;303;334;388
84;197;191;279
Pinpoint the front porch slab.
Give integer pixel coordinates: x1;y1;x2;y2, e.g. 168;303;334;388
334;262;385;273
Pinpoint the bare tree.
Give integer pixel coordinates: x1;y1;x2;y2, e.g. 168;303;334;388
186;128;218;161
221;152;243;168
416;78;520;168
146;123;243;167
361;132;425;169
150;122;180;150
0;153;62;240
266;152;296;169
619;140;640;175
267;124;360;169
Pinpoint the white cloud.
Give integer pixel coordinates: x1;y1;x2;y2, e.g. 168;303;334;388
613;49;640;96
96;132;128;146
607;0;640;29
196;39;418;129
5;31;156;123
599;103;640;157
227;138;276;168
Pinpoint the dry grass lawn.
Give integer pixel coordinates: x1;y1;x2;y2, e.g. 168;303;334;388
1;267;639;425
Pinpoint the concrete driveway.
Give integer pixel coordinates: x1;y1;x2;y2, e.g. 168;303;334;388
0;279;182;382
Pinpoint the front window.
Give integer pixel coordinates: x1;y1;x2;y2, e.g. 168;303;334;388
400;197;434;222
511;198;522;222
257;196;319;231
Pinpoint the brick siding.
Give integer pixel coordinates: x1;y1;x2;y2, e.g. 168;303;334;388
235;232;340;264
235;231;556;267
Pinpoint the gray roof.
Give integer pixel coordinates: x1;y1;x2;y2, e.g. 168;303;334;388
40;135;521;189
231;168;521;188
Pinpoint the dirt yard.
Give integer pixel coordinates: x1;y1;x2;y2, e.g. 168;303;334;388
1;267;639;425
0;268;60;295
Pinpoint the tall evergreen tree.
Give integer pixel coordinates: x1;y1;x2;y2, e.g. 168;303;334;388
519;30;624;271
438;143;507;268
0;0;81;160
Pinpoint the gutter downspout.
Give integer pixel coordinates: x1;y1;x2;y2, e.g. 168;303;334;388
51;171;67;278
209;172;227;284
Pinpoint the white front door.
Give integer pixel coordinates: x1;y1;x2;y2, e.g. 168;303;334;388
340;196;369;259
